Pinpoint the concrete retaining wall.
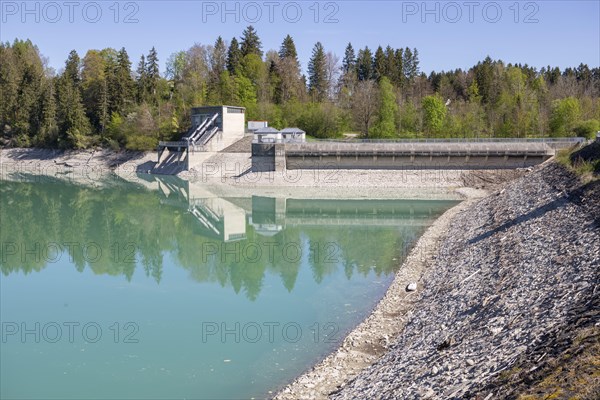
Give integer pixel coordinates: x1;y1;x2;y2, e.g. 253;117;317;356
284;141;555;170
286;154;549;170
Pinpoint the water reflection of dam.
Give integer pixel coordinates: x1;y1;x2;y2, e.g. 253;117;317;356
250;196;457;235
151;175;247;242
144;174;457;240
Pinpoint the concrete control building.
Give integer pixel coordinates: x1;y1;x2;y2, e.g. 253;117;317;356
156;105;246;173
188;105;246;151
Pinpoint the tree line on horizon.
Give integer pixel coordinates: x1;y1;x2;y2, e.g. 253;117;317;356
1;26;599;150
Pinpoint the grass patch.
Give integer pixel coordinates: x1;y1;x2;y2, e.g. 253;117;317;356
516;327;600;400
555;143;600;182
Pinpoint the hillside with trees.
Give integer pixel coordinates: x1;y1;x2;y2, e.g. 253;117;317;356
1;27;599;150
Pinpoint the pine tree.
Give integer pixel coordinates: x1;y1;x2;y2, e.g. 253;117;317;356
240;25;262;58
342;43;356;74
373;46;387;81
227;37;242;75
208;37;228;103
276;35;302;103
64;50;81;87
308;42;328;102
35;78;58;143
145;47;160;103
357;47;373;81
113;47;134;113
279;34;298;60
403;47;414;80
56;59;91;148
411;48;420;77
393;48;404;87
136;54;148;103
211;37;227;75
384;46;396;83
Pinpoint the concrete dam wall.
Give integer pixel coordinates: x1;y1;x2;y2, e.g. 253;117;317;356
281;140;581;170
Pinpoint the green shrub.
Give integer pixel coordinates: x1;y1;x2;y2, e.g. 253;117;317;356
573;119;599;139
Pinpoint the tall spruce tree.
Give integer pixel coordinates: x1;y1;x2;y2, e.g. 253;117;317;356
308;42;328;102
373;46;387;81
342;43;356;74
64;50;81;87
240;25;262;58
393;48;404;87
226;37;242;74
357;47;373;81
275;35;302;103
56;52;91;148
279;34;298;60
113;47;134;114
136;54;148;103
146;47;160;103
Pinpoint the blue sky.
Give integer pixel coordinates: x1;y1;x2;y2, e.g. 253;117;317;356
1;0;599;75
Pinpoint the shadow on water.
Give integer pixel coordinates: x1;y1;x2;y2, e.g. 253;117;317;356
0;174;457;300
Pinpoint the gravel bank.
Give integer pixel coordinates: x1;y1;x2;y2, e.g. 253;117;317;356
328;161;599;399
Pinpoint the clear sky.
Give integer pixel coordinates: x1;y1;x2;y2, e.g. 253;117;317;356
1;0;599;75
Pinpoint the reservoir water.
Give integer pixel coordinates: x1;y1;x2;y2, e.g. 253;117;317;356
0;174;457;399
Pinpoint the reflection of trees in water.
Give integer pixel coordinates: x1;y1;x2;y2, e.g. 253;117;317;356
0;180;436;300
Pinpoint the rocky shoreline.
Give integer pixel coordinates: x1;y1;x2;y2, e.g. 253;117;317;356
323;161;598;399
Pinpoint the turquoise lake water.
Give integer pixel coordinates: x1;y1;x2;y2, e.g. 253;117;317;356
0;175;456;399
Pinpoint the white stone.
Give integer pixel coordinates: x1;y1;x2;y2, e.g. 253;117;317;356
406;282;418;292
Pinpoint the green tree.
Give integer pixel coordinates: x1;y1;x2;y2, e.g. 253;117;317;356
550;97;581;136
81;49;108;131
208;37;228;103
370;77;398;137
56;53;92;148
307;42;328;102
393;48;404;87
357;47;373;81
226;37;242;74
240;25;262;58
279;34;298;60
144;47;160;104
136;54;148;103
373;46;387;81
422;94;447;135
384;46;396;82
34;77;58;144
342;43;356;74
64;50;81;87
0;39;46;145
275;35;303;103
112;47;134;114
